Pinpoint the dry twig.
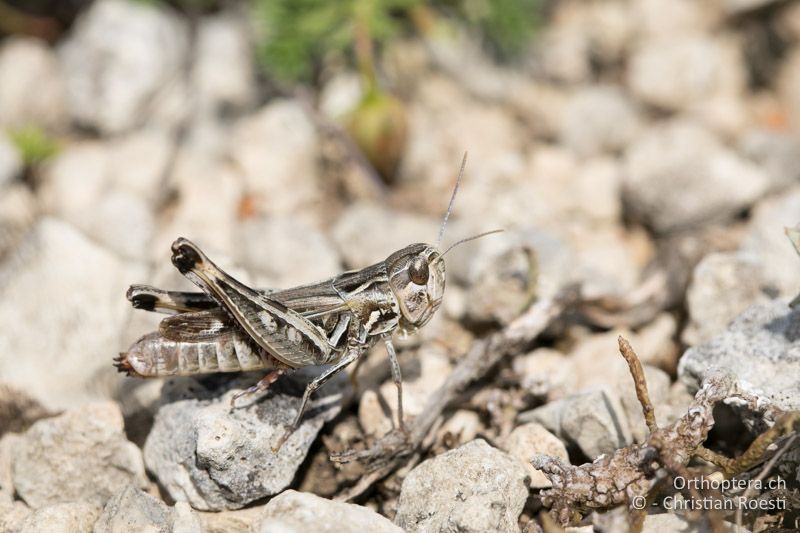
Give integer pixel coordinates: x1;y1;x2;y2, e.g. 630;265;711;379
533;337;798;529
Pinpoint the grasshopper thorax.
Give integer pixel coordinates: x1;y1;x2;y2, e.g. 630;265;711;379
385;243;445;335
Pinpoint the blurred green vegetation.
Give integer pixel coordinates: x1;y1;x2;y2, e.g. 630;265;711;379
8;125;59;167
256;0;544;84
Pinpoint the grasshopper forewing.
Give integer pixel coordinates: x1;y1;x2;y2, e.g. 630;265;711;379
117;154;500;450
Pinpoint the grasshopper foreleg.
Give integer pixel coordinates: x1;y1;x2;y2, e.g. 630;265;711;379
272;344;364;452
383;335;409;434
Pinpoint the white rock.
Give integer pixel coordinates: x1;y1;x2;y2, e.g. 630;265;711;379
624;119;770;233
395;440;529;533
0;501;30;532
331;202;438;269
682;252;771;346
18;501;101;533
108;129;173;204
59;0;190;133
560;85;641;157
236;215;341;288
502;423;569;489
256;490;403;533
535;25;591;84
11;402;148;509
439;410;482;445
38;141;157;259
0;37;66;130
633;0;720;39
193;15;256;114
0;218;144;409
0;131;22;187
627;36;745;112
319;72;363;120
513;348;577;401
230;99;321;223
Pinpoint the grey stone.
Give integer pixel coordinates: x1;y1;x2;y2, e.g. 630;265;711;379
59;0;190;134
519;388;633;459
739;130;800;193
679;300;800;414
623;120;770;233
627;36;744;112
501;423;569;489
395;439;529;533
143;370;346;510
236;215;341;288
0;218;145;410
682;252;771;346
331;202;438;269
12;402;148;509
739;188;800;297
0;37;66;130
256;490;403;533
193;15;256;115
560;85;641;157
463;243;538;326
0;131;22;188
19;501;102;533
93;485;171;533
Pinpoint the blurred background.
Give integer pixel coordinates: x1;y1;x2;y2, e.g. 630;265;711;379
1;0;800;491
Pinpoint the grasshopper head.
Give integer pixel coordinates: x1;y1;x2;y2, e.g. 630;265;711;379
386;243;445;334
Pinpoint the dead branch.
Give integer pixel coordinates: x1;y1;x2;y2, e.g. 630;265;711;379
618;335;658;434
332;290;572;501
532;339;797;529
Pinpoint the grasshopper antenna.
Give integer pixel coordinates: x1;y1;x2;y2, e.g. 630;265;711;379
437;152;468;247
442;229;504;257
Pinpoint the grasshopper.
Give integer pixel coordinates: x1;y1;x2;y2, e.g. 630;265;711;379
116;154;499;450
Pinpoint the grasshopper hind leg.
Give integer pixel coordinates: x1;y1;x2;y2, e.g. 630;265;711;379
230;369;286;408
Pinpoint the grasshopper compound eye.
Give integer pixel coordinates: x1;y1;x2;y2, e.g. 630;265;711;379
409;256;429;285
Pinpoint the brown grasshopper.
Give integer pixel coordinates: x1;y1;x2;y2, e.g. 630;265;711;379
115;155;499;450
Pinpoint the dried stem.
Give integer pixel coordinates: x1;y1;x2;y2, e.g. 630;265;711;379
617;336;658;433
